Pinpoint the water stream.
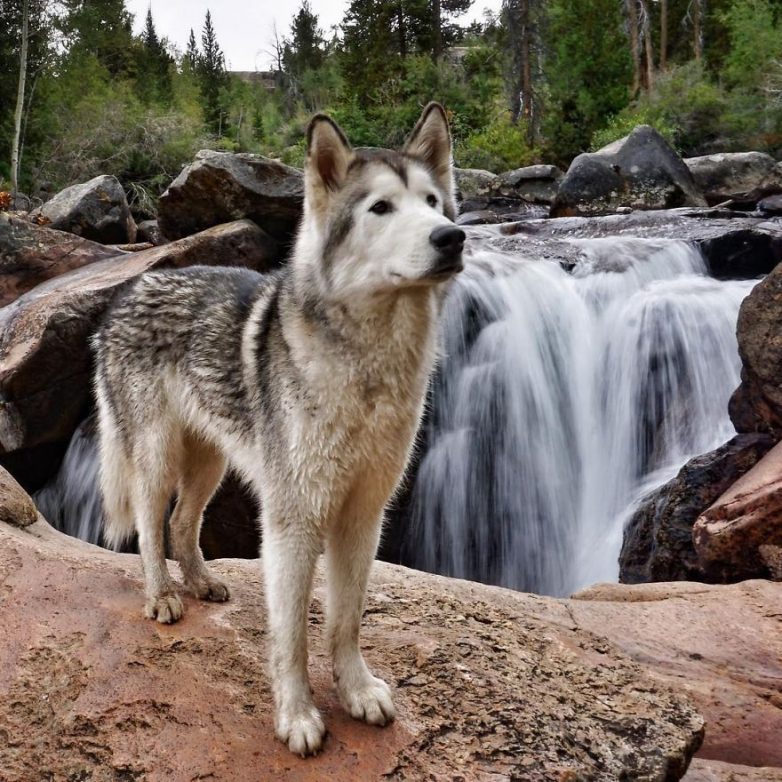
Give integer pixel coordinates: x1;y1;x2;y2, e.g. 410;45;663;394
36;232;757;596
404;235;755;595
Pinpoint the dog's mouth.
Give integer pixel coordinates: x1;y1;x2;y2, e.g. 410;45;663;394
426;261;464;281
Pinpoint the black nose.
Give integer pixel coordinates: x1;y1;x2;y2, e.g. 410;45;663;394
429;225;466;257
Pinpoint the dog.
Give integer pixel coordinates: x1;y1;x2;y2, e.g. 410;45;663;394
93;102;465;756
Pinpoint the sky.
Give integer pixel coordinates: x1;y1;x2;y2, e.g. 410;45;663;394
126;0;502;72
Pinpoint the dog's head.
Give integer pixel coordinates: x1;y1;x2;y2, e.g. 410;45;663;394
299;103;464;295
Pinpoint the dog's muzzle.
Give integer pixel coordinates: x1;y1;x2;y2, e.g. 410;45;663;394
428;225;465;277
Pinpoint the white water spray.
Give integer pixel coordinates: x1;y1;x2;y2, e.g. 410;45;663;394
404;237;755;596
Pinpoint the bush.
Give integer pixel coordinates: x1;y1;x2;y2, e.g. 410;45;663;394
455;110;540;172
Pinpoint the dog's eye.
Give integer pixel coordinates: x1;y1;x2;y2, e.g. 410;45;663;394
426;194;438;208
369;200;392;215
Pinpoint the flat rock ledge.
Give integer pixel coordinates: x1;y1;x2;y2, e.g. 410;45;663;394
0;518;705;782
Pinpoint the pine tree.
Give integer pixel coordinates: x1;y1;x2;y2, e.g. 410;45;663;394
282;1;325;82
137;7;172;103
198;9;227;134
185;28;198;71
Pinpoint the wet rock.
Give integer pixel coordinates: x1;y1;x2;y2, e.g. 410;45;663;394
759;193;782;216
619;434;775;584
158;149;303;246
498;207;782;279
730;260;782;435
693;440;782;580
29;174;137;244
0;220;278;474
0;515;704;781
685;152;782;208
0;465;37;528
551;125;707;217
0;213;119;307
494;164;563;204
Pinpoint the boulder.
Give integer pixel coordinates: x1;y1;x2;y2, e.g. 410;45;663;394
158;150;303;245
619;434;775;584
30;174;137;244
0;213;119;307
136;219;165;246
494;164;563;204
498;207;782;279
551;125;708;217
693;440;782;580
759;193;782;217
0;515;706;781
684;152;782;207
730;260;782;435
0;220;279;478
453;167;498;201
0;465;37;528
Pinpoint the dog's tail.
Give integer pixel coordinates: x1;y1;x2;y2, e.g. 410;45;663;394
96;394;135;550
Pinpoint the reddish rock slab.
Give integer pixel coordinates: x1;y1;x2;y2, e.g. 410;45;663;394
0;220;279;461
0;212;120;307
568;580;782;769
683;758;782;782
693;440;782;580
0;517;704;782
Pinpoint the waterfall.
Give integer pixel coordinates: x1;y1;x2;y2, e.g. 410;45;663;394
405;236;756;596
34;232;756;597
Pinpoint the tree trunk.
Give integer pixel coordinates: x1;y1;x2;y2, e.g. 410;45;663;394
640;0;654;89
432;0;442;62
692;0;703;63
520;0;532;133
626;0;642;95
11;0;30;199
660;0;668;71
397;1;407;58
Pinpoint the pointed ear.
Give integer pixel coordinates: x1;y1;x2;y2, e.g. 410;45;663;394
306;114;353;195
403;102;454;195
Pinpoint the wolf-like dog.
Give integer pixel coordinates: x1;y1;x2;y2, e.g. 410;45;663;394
93;102;464;756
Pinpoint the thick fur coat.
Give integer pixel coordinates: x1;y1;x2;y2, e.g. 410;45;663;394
93;103;464;756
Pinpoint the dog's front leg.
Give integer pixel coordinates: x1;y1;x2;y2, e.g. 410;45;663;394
326;507;396;726
262;521;325;756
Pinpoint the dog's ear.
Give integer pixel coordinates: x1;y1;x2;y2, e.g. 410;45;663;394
404;102;453;196
306;114;353;197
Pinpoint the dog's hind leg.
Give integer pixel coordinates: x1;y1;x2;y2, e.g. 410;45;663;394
262;504;326;757
325;482;396;727
170;431;230;603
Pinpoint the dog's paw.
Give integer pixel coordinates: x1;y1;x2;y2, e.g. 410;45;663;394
339;675;395;726
186;574;230;603
143;593;184;624
275;703;326;757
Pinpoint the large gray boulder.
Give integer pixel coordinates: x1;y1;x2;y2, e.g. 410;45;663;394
551;125;707;217
30;175;137;244
158;150;303;245
494;164;563;204
684;152;782;207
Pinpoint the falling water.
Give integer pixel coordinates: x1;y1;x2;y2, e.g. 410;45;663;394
35;233;757;597
405;236;756;596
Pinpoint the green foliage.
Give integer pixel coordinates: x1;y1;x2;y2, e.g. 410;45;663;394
590;63;725;154
543;0;633;163
455;109;540;170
